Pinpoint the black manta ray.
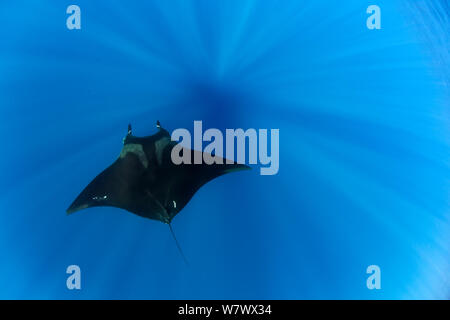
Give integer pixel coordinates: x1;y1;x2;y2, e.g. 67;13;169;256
67;121;249;262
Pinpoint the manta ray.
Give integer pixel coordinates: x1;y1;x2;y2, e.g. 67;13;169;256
66;121;250;262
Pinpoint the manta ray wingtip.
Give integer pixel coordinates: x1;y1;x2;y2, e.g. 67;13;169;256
225;163;251;174
66;200;90;215
66;206;79;215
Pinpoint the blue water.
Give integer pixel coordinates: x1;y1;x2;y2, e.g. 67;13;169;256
0;1;448;299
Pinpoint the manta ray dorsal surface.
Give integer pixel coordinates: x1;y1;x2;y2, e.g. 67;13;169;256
119;143;148;168
66;121;250;224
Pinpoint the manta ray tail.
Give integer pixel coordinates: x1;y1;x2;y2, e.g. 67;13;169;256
169;223;189;266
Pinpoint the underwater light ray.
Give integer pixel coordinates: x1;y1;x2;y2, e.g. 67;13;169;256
230;2;361;78
76;3;184;78
87;28;183;77
226;1;314;73
273;105;449;298
147;0;212;74
253;100;450;181
292;137;433;278
212;0;257;77
258;131;413;298
400;0;450;298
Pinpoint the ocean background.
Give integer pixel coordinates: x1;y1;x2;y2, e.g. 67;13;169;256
0;0;448;299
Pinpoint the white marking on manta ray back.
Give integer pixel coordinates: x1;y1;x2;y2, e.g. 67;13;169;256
119;143;149;168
